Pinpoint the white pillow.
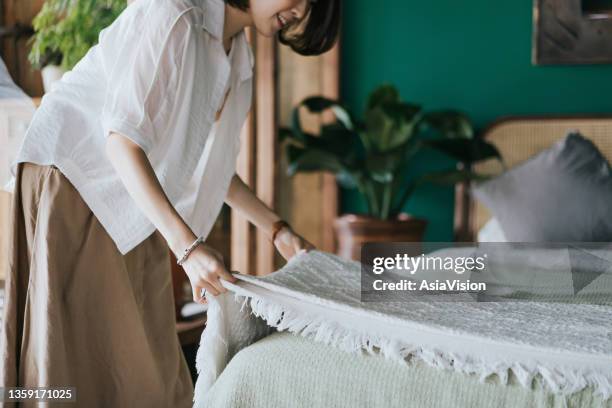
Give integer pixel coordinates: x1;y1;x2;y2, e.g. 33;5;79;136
477;218;508;242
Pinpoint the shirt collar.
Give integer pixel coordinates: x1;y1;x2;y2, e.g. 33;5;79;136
201;0;224;41
201;0;254;82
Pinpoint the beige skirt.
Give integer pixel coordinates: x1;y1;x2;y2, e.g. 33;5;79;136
0;162;194;407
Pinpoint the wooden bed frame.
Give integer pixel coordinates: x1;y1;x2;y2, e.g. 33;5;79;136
454;115;612;242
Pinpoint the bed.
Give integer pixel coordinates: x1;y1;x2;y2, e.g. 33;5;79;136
201;116;612;408
203;332;608;408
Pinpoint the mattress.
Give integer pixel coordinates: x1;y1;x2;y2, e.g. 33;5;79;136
201;331;611;408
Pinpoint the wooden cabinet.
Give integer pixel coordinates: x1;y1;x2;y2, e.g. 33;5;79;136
1;0;45;97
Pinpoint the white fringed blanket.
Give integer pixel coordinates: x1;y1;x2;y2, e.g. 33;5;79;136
193;250;612;407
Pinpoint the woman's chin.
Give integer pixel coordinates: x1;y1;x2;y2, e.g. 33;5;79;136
252;21;280;38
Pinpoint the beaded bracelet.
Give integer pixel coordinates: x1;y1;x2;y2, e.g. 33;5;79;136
176;235;204;266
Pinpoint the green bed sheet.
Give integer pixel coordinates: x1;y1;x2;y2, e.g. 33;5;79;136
202;332;610;408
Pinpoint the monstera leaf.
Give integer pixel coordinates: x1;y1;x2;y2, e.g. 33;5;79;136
363;105;421;152
286;146;347;175
362;85;422;152
301;97;355;130
318;123;360;156
424;138;502;164
366;84;400;109
423;111;475;139
364;143;410;183
286;145;361;189
291;96;355;143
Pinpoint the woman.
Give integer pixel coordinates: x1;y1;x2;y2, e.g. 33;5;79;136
0;0;340;406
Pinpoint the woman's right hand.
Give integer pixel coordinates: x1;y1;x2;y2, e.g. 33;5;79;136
180;243;237;304
104;133;238;303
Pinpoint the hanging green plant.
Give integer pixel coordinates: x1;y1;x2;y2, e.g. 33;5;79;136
28;0;126;70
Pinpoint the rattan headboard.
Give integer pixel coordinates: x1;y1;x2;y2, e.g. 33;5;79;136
454;115;612;242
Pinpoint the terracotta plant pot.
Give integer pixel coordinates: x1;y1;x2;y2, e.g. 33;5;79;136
333;213;428;261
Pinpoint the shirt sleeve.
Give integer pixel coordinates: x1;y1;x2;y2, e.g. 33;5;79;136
100;3;199;155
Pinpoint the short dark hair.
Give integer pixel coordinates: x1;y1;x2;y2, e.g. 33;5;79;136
224;0;341;56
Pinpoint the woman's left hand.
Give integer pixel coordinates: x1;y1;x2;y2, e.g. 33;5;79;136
273;225;316;262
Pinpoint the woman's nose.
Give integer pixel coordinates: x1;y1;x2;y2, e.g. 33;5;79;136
290;0;309;21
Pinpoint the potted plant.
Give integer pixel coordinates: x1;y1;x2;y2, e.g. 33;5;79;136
280;85;502;260
28;0;126;92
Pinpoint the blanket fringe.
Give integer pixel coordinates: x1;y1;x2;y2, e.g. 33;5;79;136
241;293;612;401
193;300;224;406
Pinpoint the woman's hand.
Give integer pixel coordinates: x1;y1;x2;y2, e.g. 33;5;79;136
180;243;237;304
273;225;316;262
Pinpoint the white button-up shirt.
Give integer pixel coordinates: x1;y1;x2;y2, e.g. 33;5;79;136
12;0;254;255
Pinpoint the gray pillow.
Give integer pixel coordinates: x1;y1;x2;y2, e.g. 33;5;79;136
472;132;612;242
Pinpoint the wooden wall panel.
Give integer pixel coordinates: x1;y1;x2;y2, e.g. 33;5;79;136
320;44;340;252
231;111;256;275
277;43;340;257
254;33;277;276
237;34;342;274
1;0;44;96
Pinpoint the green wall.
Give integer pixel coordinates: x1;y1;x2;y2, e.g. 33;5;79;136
340;0;612;241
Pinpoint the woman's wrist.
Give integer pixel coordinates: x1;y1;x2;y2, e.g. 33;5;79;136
176;236;205;266
270;220;291;243
167;226;198;259
226;176;289;240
